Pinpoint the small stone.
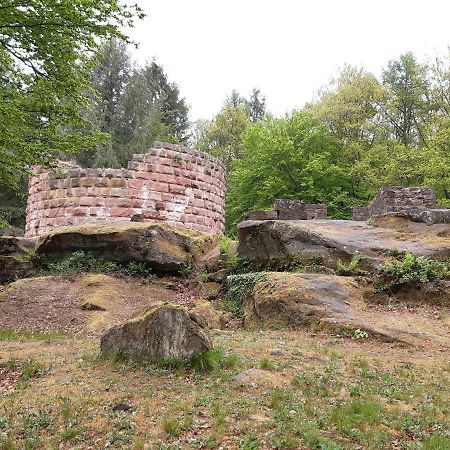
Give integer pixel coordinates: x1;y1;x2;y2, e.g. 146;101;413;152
112;402;132;412
270;348;284;356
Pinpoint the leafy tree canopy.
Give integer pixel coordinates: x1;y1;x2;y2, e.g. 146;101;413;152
0;0;144;189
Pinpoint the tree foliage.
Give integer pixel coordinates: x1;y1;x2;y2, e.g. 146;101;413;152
76;43;190;168
226;112;356;228
0;0;144;188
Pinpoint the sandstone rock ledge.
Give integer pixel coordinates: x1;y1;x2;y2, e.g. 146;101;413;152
238;218;450;269
231;272;450;347
35;222;219;272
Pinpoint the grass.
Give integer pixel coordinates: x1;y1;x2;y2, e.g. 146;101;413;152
0;329;67;341
0;330;448;449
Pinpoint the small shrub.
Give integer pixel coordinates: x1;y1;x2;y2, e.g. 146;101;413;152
375;252;449;293
336;251;368;276
220;234;239;268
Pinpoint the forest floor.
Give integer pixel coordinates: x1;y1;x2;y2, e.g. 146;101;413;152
0;275;449;449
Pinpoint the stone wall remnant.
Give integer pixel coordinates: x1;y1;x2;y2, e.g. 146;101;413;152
244;200;327;222
352;187;441;221
25;142;226;238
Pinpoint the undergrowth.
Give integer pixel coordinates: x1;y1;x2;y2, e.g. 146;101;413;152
42;250;157;279
102;346;239;374
375;252;449;292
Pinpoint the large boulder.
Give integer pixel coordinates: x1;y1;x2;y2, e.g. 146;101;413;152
237;219;450;270
100;303;213;360
238;272;366;331
35;222;219;272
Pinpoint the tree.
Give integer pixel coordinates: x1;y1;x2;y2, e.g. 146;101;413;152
139;61;190;143
0;0;143;192
226;111;355;230
77;52;190;168
381;52;430;146
194;88;266;168
195;104;250;168
247;88;266;122
76;38;132;168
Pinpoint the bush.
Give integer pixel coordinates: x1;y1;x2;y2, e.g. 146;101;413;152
375;252;449;292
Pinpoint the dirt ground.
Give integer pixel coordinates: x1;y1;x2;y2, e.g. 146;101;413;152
0;273;196;337
0;274;449;449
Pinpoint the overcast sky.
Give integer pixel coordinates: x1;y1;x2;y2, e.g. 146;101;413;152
127;0;450;122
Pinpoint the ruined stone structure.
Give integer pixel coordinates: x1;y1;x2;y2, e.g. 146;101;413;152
244;200;327;221
352;187;439;221
25;142;226;238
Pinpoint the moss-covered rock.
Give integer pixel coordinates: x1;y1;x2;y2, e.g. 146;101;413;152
100;302;213;360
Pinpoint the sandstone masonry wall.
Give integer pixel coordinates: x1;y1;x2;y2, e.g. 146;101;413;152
25;142;226;238
352;187;438;221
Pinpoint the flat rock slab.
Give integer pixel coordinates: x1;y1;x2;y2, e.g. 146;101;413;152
238;219;450;269
35;222;219;273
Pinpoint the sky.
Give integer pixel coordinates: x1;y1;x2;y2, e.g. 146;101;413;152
127;0;450;122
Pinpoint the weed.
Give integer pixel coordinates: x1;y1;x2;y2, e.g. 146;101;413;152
330;399;383;434
162;418;180;437
259;358;274;370
197;272;209;282
240;432;259;449
353;328;369;339
6;358;45;382
173;154;182;163
335;251;368;276
180;262;193;278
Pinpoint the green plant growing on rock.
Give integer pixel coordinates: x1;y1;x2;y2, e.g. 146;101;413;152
336;251;368;276
225;272;267;318
375;252;449;293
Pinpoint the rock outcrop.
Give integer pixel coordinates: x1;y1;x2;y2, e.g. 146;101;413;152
233;272;450;346
238;219;450;270
0;236;36;284
100;303;213;360
35;222;219;272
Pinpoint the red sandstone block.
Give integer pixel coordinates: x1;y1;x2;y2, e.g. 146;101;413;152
128;179;144;190
141;211;160;220
111;208;133;217
155;201;166;211
161;193;174;202
152;182;169;193
73;207;87;216
79;197;97;207
110;188;124;197
169;184;185;195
